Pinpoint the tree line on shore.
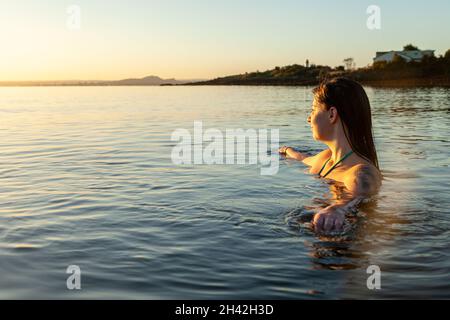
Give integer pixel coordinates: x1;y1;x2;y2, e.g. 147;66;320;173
189;46;450;87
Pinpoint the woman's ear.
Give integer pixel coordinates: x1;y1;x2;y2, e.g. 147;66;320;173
328;106;339;124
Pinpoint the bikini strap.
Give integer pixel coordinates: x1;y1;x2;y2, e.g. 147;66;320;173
318;157;331;176
319;150;354;178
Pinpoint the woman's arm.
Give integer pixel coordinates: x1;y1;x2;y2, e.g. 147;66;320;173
278;146;309;161
313;197;364;233
313;164;381;233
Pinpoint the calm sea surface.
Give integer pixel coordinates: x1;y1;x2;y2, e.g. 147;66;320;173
0;86;449;299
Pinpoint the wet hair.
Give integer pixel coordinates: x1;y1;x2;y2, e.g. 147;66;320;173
312;77;379;169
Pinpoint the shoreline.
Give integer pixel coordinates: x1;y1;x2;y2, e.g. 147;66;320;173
183;76;450;88
1;78;450;88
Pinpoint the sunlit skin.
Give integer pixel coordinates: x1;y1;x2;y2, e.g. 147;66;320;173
279;97;382;234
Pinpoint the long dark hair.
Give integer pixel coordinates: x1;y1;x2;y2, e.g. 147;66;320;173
313;77;379;169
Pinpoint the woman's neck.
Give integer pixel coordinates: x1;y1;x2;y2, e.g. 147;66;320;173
325;135;353;164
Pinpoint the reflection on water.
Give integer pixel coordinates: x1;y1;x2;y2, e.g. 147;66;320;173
0;86;449;299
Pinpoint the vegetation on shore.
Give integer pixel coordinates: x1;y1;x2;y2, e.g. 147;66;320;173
189;46;450;87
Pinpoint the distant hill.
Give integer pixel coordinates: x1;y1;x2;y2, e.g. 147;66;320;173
108;75;185;85
0;75;202;86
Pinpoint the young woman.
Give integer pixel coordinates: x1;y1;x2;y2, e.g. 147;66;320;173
279;78;382;234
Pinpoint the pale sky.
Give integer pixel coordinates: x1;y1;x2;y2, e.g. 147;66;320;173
0;0;449;81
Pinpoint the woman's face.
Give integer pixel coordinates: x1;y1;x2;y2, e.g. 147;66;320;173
308;98;332;141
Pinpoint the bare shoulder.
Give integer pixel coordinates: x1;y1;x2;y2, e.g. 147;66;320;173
302;149;331;168
344;163;382;196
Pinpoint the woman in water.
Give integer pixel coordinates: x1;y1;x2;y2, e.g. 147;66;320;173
279;78;382;234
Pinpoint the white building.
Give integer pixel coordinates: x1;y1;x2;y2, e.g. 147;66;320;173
373;50;435;63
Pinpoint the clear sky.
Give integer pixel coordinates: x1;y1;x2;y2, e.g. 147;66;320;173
1;0;449;81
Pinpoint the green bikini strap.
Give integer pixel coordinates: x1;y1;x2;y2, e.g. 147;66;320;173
319;150;354;178
318;158;331;176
